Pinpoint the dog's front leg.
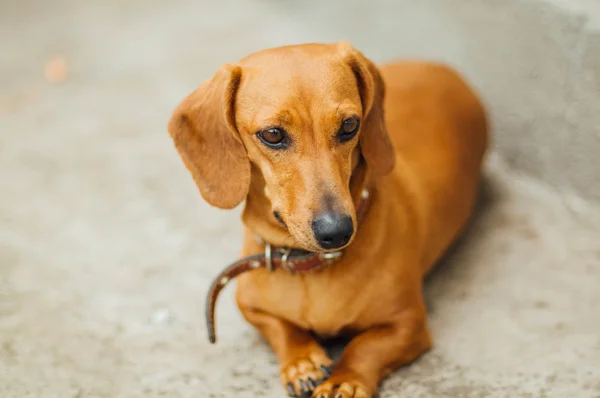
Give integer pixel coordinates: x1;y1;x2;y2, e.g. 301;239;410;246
240;306;334;397
312;304;432;398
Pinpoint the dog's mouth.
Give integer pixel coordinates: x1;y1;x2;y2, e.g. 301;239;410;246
273;211;287;228
271;210;333;253
272;208;356;253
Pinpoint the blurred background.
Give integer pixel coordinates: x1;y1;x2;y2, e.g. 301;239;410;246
1;0;599;397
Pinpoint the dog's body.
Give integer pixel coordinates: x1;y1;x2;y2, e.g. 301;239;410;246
169;42;488;398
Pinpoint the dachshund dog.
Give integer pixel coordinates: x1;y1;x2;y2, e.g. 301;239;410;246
168;41;488;398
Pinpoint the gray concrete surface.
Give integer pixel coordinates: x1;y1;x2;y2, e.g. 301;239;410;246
1;0;599;397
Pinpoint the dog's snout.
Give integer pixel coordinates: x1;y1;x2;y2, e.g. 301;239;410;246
312;212;354;250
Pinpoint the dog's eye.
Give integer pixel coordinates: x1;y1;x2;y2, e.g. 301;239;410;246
257;128;288;149
338;116;360;142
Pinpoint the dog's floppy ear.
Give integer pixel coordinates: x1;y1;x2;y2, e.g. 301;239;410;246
337;41;395;176
168;65;250;209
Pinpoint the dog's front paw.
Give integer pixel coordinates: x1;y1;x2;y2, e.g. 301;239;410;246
311;368;373;398
281;351;334;397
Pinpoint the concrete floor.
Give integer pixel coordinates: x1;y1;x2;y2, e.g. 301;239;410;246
1;1;599;397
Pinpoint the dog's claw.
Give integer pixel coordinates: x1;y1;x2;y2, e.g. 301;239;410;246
307;377;317;390
300;379;308;394
319;364;332;377
287;382;297;397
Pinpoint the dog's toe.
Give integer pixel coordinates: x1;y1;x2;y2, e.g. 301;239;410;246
280;352;333;397
311;368;372;398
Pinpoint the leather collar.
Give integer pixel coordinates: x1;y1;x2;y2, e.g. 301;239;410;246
205;167;372;343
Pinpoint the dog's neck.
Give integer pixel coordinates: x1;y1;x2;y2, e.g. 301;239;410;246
241;156;370;250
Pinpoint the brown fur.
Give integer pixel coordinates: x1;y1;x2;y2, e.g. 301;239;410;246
168;41;488;397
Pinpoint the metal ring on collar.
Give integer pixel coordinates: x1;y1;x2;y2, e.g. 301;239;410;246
281;247;293;272
265;243;273;272
321;251;343;261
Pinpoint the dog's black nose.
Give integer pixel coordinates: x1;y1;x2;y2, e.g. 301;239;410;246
312;212;354;250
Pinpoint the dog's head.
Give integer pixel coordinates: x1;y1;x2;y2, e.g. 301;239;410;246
168;41;395;251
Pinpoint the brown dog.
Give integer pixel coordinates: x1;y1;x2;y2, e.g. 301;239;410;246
168;41;488;398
